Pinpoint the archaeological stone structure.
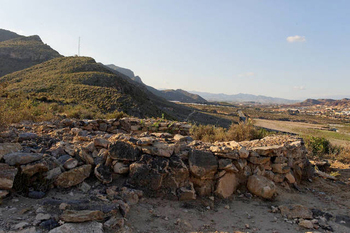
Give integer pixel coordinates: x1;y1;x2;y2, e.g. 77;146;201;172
0;117;314;202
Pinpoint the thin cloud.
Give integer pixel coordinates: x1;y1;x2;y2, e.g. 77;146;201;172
287;35;306;43
238;72;255;78
293;86;305;90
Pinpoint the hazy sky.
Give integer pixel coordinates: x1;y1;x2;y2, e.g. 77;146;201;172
1;0;349;100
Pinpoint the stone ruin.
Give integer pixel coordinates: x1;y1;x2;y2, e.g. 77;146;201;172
0;117;314;202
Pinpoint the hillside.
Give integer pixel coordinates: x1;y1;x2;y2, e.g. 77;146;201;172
0;29;61;77
190;91;298;105
294;98;350;107
161;89;207;104
105;64;207;104
0;56;230;126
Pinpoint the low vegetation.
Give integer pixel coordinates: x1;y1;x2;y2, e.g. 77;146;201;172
303;136;350;164
0;86;127;129
190;120;271;142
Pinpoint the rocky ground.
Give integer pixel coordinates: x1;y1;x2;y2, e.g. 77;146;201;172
0;118;349;233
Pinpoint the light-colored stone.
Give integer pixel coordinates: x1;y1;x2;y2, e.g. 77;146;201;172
13;221;29;230
60;210;104;223
247;175;277;199
104;216;124;229
94;138;111;148
238;147;249;158
21;161;49;177
0;190;10;198
271;163;290;174
45;167;62;180
249;156;270;165
279;204;313;219
0;143;22;160
178;182;196;201
0;163;18;190
298;220;314;229
215;172;239;198
55;165;92;188
64;158;78;170
113;162;129;174
151;141;175;157
285;172;296;184
49;222;103;233
35;213;51;221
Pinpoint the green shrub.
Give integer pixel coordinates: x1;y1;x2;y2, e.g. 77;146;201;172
190;119;270;142
304;136;331;155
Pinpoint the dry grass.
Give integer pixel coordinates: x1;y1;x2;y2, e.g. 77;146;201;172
190;119;272;142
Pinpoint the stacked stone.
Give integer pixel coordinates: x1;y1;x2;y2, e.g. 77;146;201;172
0;118;312;201
107;135;312;200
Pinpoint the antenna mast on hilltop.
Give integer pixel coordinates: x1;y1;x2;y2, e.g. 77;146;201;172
78;37;80;56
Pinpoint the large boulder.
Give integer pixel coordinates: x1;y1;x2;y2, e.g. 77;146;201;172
247;175;277;199
3;152;43;166
0;143;22;160
128;155;169;193
109;141;141;161
0;163;18;189
215;172;239;198
189;150;217;179
55;165;92;188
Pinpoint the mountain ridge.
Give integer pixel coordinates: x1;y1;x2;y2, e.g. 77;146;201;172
188;91;298;104
105;64;207;104
0;29;62;77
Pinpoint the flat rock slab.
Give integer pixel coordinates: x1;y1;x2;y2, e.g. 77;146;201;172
49;221;103;233
55;165;92;188
0;163;18;189
60;210;104;223
0;143;22;160
3;152;43;166
279;204;313;219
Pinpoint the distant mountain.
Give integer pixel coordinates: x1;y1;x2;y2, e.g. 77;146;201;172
293;98;350;107
161;89;207;103
189;91;298;104
105;64;207;104
0;29;62;77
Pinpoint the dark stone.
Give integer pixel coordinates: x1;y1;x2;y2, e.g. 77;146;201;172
4;152;43;166
129;162;164;191
58;154;71;164
40;219;59;230
109;141;141;161
311;208;333;221
28;191;46;199
94;163;112;184
189;150;217;179
335;215;350;228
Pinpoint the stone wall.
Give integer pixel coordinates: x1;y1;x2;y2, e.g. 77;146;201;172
0;118;313;200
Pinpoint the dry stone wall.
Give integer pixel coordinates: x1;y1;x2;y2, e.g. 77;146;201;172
0;118;313;201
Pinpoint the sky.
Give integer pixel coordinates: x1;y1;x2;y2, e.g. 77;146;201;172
1;0;349;100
